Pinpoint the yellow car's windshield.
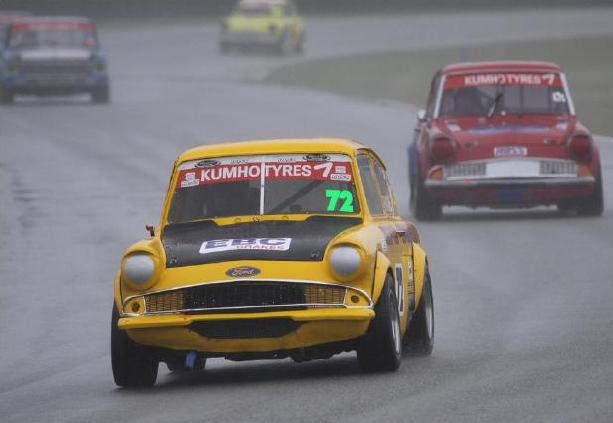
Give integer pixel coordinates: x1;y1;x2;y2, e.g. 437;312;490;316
235;4;274;17
168;153;360;223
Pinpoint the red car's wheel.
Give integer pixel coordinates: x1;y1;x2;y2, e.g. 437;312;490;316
576;167;604;216
410;172;442;221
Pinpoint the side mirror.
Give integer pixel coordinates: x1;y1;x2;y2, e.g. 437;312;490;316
416;109;427;123
145;225;155;237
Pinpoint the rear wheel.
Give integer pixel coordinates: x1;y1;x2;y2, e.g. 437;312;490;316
219;42;230;54
1;86;14;104
111;303;158;388
403;263;434;355
576;168;604;216
295;32;305;55
277;30;295;55
411;172;442;221
357;275;402;372
92;85;110;104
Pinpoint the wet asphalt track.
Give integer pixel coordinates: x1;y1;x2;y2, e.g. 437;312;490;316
1;7;613;423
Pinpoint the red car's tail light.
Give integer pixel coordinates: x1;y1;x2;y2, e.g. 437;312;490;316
568;134;592;161
430;136;455;163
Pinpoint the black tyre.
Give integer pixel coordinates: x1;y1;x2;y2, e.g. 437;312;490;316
295;32;305;55
410;172;441;221
111;303;158;388
576;167;604;216
1;86;14;104
165;354;206;372
277;30;294;55
92;85;110;104
357;275;402;372
219;43;230;54
403;263;434;355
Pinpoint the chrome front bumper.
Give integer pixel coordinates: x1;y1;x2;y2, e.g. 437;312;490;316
425;176;595;188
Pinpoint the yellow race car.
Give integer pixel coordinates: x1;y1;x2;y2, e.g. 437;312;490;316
112;138;434;387
219;0;305;54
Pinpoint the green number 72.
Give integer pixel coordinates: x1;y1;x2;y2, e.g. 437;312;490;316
325;189;354;212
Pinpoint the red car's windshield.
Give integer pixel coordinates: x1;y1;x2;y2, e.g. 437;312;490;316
439;72;570;117
168;153;360;223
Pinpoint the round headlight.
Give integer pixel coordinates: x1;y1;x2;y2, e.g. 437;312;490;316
122;253;156;289
330;245;362;278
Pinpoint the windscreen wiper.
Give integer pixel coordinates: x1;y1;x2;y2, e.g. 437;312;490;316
488;89;504;118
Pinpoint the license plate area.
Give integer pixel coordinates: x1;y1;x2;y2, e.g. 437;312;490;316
496;188;528;202
486;160;539;178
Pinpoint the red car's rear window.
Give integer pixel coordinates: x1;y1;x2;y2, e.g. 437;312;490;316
440;72;569;117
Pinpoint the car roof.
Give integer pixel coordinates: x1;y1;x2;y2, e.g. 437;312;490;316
441;61;562;75
238;0;287;7
0;11;31;23
178;138;383;166
10;16;93;25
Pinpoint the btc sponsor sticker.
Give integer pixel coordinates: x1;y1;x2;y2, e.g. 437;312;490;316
199;238;292;254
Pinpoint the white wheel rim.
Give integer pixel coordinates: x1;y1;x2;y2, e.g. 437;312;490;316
424;283;433;339
390;292;401;355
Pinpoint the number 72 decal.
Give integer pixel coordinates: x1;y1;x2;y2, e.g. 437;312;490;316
325;189;355;212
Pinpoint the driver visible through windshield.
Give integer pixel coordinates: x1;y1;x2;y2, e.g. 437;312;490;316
168;153;360;223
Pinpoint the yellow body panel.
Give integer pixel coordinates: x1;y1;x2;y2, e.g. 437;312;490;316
114;138;427;355
121;309;373;353
222;1;304;45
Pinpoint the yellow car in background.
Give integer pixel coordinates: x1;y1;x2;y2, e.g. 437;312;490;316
112;138;434;387
219;0;305;54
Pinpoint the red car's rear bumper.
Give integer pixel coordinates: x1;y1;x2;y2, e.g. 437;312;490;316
425;176;595;206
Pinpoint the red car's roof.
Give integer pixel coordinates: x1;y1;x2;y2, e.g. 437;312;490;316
441;61;562;75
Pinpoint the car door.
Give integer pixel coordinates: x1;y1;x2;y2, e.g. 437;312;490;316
357;153;408;328
370;156;416;332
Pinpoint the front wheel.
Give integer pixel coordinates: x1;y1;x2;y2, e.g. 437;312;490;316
410;174;442;221
357;275;402;372
111;304;158;388
1;86;14;104
403;263;434;355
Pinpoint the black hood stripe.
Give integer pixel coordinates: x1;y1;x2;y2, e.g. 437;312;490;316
162;216;362;268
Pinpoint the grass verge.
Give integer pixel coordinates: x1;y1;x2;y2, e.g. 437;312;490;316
265;36;613;136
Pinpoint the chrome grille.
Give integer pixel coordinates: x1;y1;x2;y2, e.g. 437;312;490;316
19;60;92;78
540;160;577;176
144;281;346;314
444;162;486;179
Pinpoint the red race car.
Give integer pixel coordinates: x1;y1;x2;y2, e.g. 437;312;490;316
409;61;604;219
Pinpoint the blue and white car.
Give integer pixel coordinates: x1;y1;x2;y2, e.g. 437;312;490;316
1;16;110;104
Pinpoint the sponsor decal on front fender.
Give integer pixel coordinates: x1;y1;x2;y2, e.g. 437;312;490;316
199;238;292;254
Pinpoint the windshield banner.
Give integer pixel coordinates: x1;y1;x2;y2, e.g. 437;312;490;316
445;72;562;89
176;154;353;189
12;22;94;32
